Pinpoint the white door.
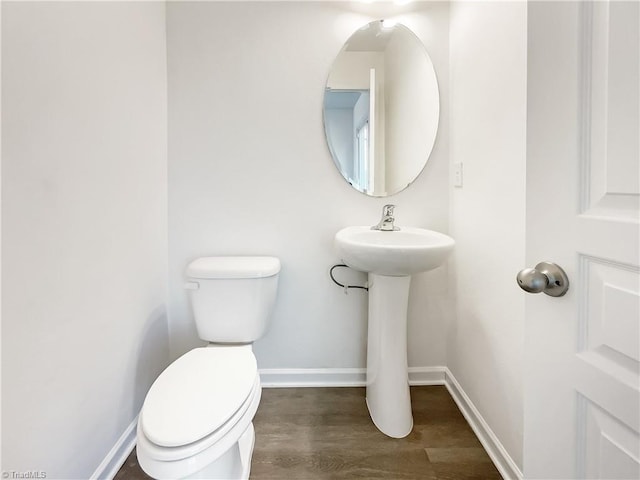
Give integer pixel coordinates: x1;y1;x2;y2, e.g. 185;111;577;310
524;2;639;479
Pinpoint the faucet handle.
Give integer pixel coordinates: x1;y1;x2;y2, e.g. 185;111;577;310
382;204;395;216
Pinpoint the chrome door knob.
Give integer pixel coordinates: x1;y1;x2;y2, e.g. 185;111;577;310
516;262;569;297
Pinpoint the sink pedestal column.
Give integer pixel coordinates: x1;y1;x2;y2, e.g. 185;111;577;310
365;273;413;438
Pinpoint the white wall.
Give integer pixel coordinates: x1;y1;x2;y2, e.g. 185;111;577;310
1;2;168;478
448;0;527;470
166;1;452;371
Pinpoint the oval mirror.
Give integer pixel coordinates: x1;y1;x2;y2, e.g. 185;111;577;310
323;21;440;197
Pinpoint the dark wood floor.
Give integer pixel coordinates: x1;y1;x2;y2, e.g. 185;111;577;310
116;386;502;479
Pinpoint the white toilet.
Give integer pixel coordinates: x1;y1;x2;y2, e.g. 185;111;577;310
136;256;280;479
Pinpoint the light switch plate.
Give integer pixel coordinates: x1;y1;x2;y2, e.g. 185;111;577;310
453;162;463;187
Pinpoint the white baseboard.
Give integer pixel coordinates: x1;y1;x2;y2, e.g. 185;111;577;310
259;367;367;387
408;366;447;385
258;366;446;388
444;368;523;480
90;415;138;480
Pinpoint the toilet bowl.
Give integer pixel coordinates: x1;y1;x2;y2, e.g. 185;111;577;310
136;256;280;479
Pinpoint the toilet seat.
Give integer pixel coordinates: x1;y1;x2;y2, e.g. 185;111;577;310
137;376;261;479
141;346;258;448
138;374;261;460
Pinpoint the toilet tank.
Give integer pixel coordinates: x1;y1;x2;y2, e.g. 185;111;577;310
185;256;280;343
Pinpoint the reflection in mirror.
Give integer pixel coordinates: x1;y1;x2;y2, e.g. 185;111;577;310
323;20;440;197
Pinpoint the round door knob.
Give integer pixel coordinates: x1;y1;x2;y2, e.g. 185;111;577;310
516;261;569;297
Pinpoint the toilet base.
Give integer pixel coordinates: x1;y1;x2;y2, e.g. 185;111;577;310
186;423;255;480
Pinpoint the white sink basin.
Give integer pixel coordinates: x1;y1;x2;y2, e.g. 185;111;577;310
335;226;455;276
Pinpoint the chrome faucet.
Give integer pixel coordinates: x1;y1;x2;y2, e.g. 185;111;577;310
371;204;400;231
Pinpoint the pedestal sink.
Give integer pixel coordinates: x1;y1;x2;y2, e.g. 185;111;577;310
334;225;455;438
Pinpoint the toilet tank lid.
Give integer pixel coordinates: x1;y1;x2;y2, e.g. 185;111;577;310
186;256;280;279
